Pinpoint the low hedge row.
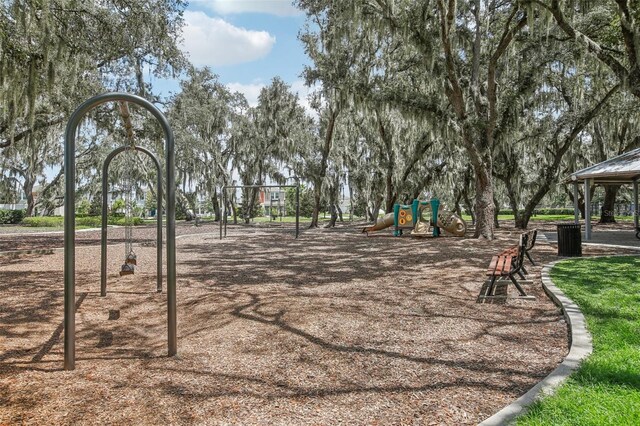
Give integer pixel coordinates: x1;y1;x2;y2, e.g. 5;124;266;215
493;208;575;216
532;208;575;216
0;209;26;224
21;216;144;227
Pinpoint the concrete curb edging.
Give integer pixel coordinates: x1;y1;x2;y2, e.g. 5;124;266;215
479;259;593;425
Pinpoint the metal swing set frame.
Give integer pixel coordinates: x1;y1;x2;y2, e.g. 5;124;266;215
219;183;300;240
64;93;177;371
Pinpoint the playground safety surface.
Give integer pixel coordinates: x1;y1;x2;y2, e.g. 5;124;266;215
0;222;633;424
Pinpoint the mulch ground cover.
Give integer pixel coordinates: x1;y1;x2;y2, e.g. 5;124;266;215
0;221;631;424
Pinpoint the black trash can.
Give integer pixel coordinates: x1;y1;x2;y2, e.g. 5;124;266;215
557;223;582;257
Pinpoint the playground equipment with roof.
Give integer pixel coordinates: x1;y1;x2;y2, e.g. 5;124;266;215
363;198;467;237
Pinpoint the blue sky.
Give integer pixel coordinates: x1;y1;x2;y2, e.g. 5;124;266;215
152;0;312;108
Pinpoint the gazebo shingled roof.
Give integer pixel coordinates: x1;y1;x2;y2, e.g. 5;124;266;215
566;147;640;184
564;148;640;240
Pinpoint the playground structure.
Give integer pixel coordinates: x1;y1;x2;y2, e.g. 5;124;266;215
220;183;300;239
63;93;177;371
363;198;467;237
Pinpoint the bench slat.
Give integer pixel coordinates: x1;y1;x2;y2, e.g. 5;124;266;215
497;256;511;275
487;255;512;276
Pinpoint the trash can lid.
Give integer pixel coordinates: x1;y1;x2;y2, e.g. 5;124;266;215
557;223;581;228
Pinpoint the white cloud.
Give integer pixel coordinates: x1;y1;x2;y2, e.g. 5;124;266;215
227;81;266;106
181;11;276;67
291;79;319;117
192;0;302;17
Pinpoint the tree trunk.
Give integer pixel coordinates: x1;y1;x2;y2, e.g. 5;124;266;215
472;163;495;239
461;169;475;224
369;198;383;222
599;185;619;223
566;187;585;219
230;198;238;224
212;190;221;222
244;189;256;224
493;195;500;229
326;204;338;228
310;108;339;228
515;204;536;230
452;190;463;217
176;189;195;221
23;177;35;217
349;185;354;221
498;173;523;228
309;184;322;228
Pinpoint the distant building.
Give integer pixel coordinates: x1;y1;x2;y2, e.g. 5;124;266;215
259;188;286;217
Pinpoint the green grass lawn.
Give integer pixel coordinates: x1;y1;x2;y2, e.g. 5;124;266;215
460;214;635;223
0;225;93;234
239;216;310;223
516;256;640;425
248;215;364;223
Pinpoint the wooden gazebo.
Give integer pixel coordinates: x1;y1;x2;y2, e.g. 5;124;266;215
566;147;640;240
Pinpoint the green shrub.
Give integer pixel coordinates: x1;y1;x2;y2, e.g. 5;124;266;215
75;216;144;227
76;199;91;215
21;216;63;227
494;208;575;216
109;217;144;226
533;208;574;216
76;216;102;227
0;209;26;224
21;215;145;228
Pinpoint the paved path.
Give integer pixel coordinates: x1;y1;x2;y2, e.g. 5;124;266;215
545;229;640;250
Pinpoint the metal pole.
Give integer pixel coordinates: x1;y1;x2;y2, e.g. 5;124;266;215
295;183;300;239
224;190;228;237
156;156;163;294
584;178;592;241
632;180;638;228
64;121;78;371
573;182;580;224
64;93;177;370
101;158;109;297
219;187;223;240
165;114;177;359
101;145;163;296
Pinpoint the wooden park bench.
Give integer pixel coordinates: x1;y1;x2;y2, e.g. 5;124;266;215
523;229;537;266
479;233;535;300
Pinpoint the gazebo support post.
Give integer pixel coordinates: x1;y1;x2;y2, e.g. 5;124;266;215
584;178;592;240
634;178;639;230
573;182;580;224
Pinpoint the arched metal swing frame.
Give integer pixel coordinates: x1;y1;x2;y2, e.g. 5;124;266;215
64;93;177;371
101;145;163;296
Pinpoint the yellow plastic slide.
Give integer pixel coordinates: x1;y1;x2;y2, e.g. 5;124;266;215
362;212;395;233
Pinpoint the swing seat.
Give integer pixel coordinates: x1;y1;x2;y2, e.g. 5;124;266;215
126;252;137;265
119;263;135;276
